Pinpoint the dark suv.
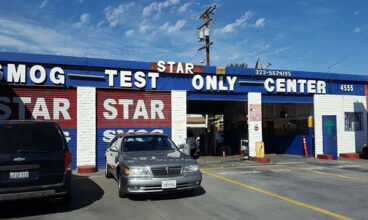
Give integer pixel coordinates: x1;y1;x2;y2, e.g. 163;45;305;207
0;120;72;202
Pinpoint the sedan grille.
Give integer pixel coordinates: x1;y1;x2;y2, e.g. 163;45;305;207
151;167;167;177
151;166;182;177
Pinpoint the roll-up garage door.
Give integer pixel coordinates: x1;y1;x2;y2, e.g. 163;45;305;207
0;86;77;169
96;89;172;168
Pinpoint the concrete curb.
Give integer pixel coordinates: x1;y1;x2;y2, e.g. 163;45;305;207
77;165;97;173
250;157;271;163
317;154;333;160
339;153;360;159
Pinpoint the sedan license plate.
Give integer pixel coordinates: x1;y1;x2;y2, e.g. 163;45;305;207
162;180;177;189
10;171;29;179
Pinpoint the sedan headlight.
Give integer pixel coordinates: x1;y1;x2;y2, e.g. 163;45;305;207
124;167;152;178
183;164;199;173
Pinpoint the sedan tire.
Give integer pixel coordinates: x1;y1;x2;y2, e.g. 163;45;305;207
118;173;126;198
105;161;112;179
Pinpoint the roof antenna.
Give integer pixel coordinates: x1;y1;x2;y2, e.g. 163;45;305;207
255;58;260;69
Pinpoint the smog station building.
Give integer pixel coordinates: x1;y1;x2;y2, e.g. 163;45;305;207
0;52;367;172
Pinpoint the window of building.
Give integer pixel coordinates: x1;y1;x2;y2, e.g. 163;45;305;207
344;112;363;131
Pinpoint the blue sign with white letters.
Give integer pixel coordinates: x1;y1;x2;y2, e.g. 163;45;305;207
0;52;367;100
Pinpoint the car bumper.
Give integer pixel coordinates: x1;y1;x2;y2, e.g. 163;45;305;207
0;172;71;202
122;172;202;194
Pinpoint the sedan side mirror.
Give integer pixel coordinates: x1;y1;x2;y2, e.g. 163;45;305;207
110;146;118;152
178;144;185;152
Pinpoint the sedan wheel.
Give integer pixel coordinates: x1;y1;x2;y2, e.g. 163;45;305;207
118;173;126;198
105;162;112;178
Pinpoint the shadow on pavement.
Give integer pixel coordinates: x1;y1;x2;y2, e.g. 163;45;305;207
0;174;104;219
127;186;206;201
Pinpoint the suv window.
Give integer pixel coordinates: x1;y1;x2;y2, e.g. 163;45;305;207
0;123;64;154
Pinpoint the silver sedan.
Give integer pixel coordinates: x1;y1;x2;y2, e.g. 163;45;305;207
105;133;202;198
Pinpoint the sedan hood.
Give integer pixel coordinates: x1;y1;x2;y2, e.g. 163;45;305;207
121;150;196;167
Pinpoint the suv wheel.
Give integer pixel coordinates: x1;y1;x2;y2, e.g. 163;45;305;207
105;162;112;178
61;190;71;204
118;173;126;198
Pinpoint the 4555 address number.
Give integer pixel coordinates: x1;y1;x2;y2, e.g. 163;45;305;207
340;84;354;92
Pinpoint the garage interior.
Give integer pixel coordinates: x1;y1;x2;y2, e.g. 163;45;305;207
262;102;314;155
187;100;314;157
187;100;248;156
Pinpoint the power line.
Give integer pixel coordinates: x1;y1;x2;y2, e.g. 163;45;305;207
328;35;368;70
188;51;201;63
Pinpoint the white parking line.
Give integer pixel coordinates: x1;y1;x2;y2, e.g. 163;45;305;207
334;164;363;168
217;168;292;176
272;162;305;165
270;169;292;172
298;166;325;170
218;170;261;175
283;165;368;183
292;164;364;170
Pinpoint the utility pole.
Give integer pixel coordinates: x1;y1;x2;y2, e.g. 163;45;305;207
197;5;216;66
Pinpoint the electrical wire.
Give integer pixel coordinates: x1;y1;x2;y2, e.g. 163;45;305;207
188;51;201;63
328;34;368;70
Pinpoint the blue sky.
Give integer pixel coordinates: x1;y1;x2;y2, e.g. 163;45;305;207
0;0;367;75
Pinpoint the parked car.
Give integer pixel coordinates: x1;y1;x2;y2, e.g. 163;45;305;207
0;120;72;202
105;132;202;198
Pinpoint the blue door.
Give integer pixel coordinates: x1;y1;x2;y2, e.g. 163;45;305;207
322;115;338;159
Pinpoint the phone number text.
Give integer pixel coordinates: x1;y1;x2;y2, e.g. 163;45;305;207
255;69;292;77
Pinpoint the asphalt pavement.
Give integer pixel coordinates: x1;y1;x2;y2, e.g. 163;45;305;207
1;155;368;220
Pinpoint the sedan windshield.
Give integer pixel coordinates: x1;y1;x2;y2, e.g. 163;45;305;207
122;135;177;152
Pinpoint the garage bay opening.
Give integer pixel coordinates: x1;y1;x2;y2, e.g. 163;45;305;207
187;100;248;156
262;103;314;156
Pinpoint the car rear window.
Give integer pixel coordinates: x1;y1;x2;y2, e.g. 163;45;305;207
0;123;64;154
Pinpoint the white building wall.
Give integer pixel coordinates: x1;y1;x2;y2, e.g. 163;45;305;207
171;90;187;146
77;87;96;167
314;94;367;156
248;92;263;157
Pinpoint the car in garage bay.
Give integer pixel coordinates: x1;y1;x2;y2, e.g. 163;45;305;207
105;132;202;198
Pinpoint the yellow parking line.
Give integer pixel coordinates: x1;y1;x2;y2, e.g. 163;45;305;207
201;164;284;171
282;165;368;183
203;170;354;220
